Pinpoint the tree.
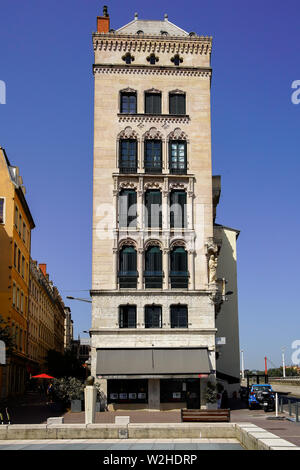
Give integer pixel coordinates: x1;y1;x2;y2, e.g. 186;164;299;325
0;315;15;358
45;349;86;379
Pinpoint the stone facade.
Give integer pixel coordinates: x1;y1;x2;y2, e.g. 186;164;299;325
90;9;235;410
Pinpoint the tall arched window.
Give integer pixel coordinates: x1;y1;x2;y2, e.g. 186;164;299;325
145;190;162;228
144;140;162;173
119;139;137;173
170;191;187;228
119;189;137;228
144;246;163;288
118;246;138;288
170;246;189;288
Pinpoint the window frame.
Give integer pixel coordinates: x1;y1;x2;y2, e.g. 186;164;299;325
119;139;138;173
170;305;188;328
169;140;187;174
169;92;186;115
144;305;162;329
120;91;137;114
119;305;137;328
144;140;162;174
0;197;5;224
144;91;162;115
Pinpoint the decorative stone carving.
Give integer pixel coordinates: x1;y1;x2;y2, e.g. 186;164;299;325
170;239;186;249
93;35;213;55
119;115;190;125
169;181;188;191
169;89;185;95
118;126;138;140
167;128;188;141
144;181;163;190
93;65;212;79
119;238;137;249
144;239;162;250
143;127;164;140
208;254;218;284
118;181;138;190
120;87;136;94
145;87;161;94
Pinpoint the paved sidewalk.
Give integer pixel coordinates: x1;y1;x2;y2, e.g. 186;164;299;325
0;438;243;450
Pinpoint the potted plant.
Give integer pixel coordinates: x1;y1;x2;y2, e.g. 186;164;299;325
205;381;218;409
52;377;85;412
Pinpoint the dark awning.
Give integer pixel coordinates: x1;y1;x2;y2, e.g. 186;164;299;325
96;348;211;376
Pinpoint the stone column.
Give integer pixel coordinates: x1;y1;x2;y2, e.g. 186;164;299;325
84;385;97;424
162;189;169;231
137;248;144;290
187;192;193;230
188;249;195;291
112;247;118;290
163;248;169;290
148;379;160;410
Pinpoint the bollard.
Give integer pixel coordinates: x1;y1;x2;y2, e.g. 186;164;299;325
289;399;292;416
296;402;299;423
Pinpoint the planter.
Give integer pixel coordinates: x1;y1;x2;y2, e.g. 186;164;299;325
206;402;218;410
95;402;101;412
71;399;82;412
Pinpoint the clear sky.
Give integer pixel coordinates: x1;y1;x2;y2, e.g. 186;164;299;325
0;0;299;370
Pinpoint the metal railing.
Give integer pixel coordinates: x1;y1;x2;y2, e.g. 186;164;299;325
279;395;300;422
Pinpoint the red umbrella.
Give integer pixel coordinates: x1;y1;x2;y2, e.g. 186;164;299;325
31;374;55;379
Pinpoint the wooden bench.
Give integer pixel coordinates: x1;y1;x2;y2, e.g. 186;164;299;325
181;408;230;422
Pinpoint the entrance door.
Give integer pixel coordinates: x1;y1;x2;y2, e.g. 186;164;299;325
186;379;200;409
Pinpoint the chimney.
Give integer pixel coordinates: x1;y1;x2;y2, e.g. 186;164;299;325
97;5;110;33
39;263;47;277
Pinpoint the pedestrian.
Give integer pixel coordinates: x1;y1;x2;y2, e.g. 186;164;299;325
221;390;229;409
47;382;54;403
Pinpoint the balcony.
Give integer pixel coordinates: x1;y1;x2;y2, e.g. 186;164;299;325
144;271;163;289
170;271;189;288
118;271;138;288
119;166;137;174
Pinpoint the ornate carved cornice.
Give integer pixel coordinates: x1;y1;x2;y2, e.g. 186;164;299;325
143;127;164;140
92;34;212;55
144;181;163;191
169;181;188;191
118;181;138;191
117;126;139;140
118;114;190;127
93;64;211;78
167;127;189;142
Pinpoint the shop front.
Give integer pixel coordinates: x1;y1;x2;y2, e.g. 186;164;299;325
96;348;211;410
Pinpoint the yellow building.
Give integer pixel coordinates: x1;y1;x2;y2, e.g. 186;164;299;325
0;147;35;398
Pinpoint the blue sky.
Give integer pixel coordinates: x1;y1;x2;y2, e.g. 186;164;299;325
0;0;299;370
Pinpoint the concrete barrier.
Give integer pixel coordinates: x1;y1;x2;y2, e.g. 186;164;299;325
0;421;299;450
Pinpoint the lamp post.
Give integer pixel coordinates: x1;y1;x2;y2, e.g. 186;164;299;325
282;347;286;378
66;296;92;304
241;349;245;381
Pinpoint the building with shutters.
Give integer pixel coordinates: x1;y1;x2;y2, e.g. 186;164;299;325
90;8;240;410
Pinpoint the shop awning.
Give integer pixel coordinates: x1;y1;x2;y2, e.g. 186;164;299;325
96;348;211;376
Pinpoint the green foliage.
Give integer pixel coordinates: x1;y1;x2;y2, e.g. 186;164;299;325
205;381;217;403
46;349;86;379
52;377;84;403
0;315;15;356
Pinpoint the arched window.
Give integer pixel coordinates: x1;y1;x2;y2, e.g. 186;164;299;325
145;190;162;228
170;246;189;288
144;140;162;173
119;189;137;228
118;246;137;288
144;246;163;288
119;139;137;173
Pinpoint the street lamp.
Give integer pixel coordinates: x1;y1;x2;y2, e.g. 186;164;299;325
66;296;92;304
282;347;286;378
241;349;245;381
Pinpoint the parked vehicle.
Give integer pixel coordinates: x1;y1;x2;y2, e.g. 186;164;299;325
248;384;275;411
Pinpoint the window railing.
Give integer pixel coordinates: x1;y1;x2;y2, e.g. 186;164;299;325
119;166;137;174
144;166;162;174
144;271;163;288
170;271;189;288
170;167;187;175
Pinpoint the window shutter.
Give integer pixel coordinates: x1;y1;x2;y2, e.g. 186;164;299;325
128;307;136;328
119;191;128;227
128;190;137;227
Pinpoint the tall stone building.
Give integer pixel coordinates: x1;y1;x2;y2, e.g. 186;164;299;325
91;8;240;410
